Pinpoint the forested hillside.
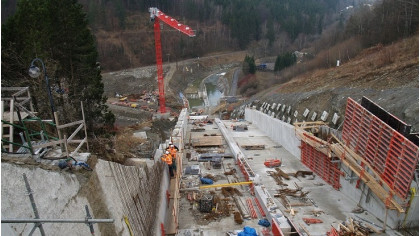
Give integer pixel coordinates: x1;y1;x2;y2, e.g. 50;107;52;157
3;0;417;72
1;0;417;125
1;0;357;71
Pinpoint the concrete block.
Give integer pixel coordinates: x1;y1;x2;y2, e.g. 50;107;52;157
281;105;286;112
303;108;310;118
272;103;276;109
293;110;298;117
287;106;291;114
277;104;281;110
321;111;329;121
332;113;340;124
282;115;285;121
287;117;291;124
311;112;317;121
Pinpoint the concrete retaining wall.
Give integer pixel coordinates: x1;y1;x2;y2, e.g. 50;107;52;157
339;165;419;229
96;160;166;235
245;108;301;158
245;108;419;229
1;110;191;236
1;159;168;236
1;162;101;236
153;108;189;234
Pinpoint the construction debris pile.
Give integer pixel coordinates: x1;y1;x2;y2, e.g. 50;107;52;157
112;90;159;111
328;217;384;236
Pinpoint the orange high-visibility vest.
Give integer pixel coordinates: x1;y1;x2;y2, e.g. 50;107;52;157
165;154;173;165
168;147;177;158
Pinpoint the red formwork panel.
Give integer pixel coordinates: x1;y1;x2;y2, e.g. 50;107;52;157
301;141;342;190
342;98;419;199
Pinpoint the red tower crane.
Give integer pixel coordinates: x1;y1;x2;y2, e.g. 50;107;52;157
149;7;195;114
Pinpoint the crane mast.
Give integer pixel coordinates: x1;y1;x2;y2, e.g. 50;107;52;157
149;7;195;114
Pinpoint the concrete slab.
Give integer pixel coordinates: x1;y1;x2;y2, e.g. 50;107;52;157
222;119;361;234
177;115;407;235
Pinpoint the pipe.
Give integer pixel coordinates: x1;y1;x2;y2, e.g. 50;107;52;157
2;219;114;224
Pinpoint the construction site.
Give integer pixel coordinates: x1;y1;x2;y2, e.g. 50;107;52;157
2;84;419;235
2;6;419;236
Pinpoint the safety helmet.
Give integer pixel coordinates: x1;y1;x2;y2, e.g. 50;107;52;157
169;142;173;145
170;145;174;147
165;151;170;154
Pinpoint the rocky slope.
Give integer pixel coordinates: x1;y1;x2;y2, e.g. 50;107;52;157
232;36;419;133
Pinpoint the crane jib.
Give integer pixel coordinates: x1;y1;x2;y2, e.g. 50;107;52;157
149;8;195;37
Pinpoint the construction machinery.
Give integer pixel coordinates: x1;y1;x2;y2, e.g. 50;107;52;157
149;8;195;114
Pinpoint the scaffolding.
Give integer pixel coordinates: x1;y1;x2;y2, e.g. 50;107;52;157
1;87;89;158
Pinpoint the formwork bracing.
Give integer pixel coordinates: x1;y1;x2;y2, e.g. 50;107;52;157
295;118;406;213
342;98;419;199
301;139;341;190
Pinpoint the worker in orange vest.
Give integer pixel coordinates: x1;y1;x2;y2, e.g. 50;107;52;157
168;141;179;151
167;144;177;171
161;151;174;177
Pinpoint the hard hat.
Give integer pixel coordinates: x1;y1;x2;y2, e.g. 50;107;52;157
169;142;173;145
170;145;174;147
166;151;169;154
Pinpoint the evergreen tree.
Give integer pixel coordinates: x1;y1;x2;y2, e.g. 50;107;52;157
266;18;275;47
2;0;115;134
274;52;297;71
243;55;256;75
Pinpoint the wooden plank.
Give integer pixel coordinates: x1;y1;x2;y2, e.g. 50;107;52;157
1;101;4;143
241;145;265;150
2;112;29;122
8;99;14;152
1;97;29;101
67;123;84;142
330;144;404;213
71;137;87;154
12;88;29;97
57;120;84;129
296;127;404;213
191;128;205;132
15;103;36;117
32;139;65;149
166;169;181;234
18;97;32;106
192;136;223;147
1;87;29;91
